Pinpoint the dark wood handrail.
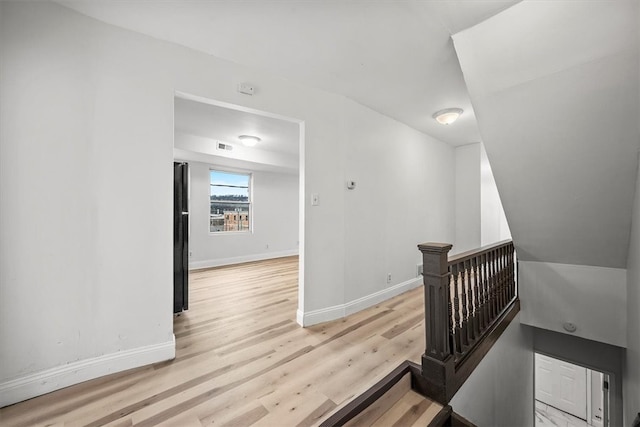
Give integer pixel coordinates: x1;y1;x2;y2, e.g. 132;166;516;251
417;240;519;404
447;239;513;265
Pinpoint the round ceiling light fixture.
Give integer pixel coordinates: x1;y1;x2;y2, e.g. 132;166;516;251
433;108;464;125
238;135;261;147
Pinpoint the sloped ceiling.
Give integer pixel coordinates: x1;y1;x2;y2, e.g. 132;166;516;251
454;0;639;268
56;0;519;147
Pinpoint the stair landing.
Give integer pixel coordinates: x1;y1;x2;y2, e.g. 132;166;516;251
342;372;443;427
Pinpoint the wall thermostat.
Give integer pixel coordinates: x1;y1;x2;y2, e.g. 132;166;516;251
347;181;356;190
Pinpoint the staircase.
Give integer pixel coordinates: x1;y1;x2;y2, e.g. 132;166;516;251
320;240;519;426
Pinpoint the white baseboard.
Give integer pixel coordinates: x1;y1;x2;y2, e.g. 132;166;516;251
299;277;423;327
189;250;299;270
344;277;423;316
0;337;176;408
299;303;347;327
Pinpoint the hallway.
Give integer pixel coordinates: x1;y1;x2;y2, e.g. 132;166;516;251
0;256;428;426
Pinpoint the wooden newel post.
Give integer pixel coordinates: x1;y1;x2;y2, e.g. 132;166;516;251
417;242;455;404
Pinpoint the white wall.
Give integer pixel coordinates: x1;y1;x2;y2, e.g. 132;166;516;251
519;262;627;348
454;142;510;253
186;161;299;268
0;1;178;406
0;1;456;404
450;314;534;427
454;143;481;254
625;7;640;422
625;155;640;425
480;144;511;246
340;103;455;315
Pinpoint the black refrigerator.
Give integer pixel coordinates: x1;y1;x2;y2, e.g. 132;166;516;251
173;162;189;313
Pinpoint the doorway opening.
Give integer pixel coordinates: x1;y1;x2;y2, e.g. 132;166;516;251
171;91;304;324
535;352;610;427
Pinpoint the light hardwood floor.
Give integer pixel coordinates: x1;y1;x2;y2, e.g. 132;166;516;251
0;256;428;426
342;373;442;427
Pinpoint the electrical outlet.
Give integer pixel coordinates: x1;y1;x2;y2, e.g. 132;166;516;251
387;273;392;284
417;264;423;277
189;251;193;257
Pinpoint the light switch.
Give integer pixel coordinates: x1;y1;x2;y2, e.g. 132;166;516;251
237;82;255;95
311;193;319;206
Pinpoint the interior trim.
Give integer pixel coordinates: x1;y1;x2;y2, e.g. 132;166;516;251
0;337;176;408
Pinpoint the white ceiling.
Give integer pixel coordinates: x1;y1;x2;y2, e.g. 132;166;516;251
454;0;639;268
174;97;299;157
173;96;300;174
57;0;520;147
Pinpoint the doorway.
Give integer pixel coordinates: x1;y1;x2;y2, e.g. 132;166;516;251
535;353;609;427
172;92;304;322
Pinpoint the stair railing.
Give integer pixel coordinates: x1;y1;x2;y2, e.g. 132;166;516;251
417;240;518;403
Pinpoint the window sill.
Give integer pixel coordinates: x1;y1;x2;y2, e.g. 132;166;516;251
209;230;253;235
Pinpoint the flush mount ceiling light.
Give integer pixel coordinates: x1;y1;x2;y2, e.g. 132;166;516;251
433;108;463;125
238;135;261;147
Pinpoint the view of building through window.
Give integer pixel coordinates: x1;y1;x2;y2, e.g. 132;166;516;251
210;170;251;232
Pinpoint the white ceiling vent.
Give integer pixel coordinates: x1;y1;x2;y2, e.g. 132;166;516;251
216;142;233;151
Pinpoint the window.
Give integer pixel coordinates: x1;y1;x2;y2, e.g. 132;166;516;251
210;170;251;233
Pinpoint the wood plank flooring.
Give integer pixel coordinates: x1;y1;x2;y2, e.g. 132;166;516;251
0;256;427;426
368;389;441;427
342;373;442;427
